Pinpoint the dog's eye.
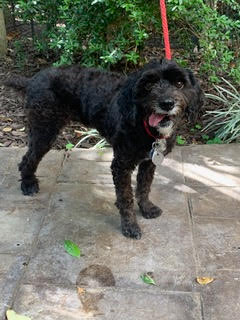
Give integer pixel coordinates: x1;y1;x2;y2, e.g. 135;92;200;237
175;81;184;89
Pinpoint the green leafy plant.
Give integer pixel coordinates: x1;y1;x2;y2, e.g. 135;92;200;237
204;78;240;143
201;134;224;145
201;134;210;141
206;137;223;144
176;135;186;145
8;0;240;84
195;124;202;130
13;0;153;68
190;124;202;132
168;0;240;83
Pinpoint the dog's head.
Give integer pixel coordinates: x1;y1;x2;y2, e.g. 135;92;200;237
133;59;204;137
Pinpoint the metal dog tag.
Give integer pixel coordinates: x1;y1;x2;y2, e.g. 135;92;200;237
152;149;164;166
151;139;166;166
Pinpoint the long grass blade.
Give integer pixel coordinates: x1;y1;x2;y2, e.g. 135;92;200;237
204;78;240;143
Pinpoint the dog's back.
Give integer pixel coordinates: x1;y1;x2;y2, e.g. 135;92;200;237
51;66;125;129
5;66;125;131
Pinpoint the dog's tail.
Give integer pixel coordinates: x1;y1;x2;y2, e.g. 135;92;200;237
4;75;30;93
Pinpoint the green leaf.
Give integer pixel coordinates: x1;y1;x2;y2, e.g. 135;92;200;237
206;140;214;144
140;273;156;285
176;135;186;145
206;137;223;144
213;137;223;144
6;310;31;320
195;124;202;129
66;143;74;150
202;134;209;140
64;240;81;258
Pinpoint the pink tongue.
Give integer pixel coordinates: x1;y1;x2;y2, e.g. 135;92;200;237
148;114;165;127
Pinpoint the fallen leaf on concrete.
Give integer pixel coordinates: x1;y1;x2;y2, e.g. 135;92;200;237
196;277;214;285
3;127;13;132
6;309;31;320
64;240;81;258
65;143;74;150
77;287;86;295
140;273;156;285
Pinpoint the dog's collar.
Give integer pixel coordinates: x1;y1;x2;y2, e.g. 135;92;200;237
143;120;165;140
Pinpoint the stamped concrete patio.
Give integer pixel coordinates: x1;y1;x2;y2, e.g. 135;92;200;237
0;144;240;320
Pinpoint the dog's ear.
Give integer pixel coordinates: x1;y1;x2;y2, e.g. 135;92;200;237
133;70;160;99
186;69;205;123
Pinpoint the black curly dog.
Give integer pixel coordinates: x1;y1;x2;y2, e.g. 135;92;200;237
5;59;204;239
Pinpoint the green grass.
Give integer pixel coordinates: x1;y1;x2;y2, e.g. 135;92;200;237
204;78;240;143
67;129;108;149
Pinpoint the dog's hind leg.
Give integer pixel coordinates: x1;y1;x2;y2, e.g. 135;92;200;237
111;157;141;239
19;114;66;195
136;159;162;219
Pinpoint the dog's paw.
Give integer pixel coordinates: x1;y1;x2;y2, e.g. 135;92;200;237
21;178;39;196
121;218;142;240
139;201;162;219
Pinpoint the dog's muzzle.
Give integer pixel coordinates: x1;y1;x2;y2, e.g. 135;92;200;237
149;99;182;130
148;109;178;129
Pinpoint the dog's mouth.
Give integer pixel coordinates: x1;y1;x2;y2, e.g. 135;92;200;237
148;113;174;128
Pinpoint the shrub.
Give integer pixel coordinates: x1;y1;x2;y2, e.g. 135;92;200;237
167;0;240;83
6;0;240;83
204;78;240;143
12;0;157;67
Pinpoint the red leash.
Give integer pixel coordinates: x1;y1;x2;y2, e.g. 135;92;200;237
159;0;171;60
143;0;172;140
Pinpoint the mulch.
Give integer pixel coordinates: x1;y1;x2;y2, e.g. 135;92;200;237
0;56;94;149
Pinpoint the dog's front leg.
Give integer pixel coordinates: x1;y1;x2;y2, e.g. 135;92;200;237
136;159;162;219
111;157;141;239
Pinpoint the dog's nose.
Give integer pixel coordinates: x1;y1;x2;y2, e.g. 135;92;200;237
160;99;175;111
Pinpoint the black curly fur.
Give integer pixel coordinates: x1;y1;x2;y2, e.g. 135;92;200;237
5;59;204;239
